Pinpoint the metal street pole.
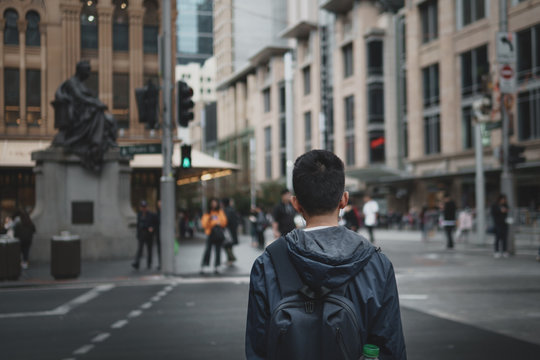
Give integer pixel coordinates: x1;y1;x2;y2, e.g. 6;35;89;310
499;0;515;254
474;123;486;244
284;52;294;191
160;0;176;274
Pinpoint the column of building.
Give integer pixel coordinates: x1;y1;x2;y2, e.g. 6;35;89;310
128;0;145;135
39;22;47;135
60;0;81;80
17;18;27;133
97;1;114;110
0;18;5;133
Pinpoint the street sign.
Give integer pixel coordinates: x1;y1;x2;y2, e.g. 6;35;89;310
120;144;162;156
496;32;516;64
498;63;517;94
485;121;502;131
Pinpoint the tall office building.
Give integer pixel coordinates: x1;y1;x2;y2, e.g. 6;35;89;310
176;0;213;65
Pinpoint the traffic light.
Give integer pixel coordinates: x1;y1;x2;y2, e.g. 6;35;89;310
135;80;159;129
177;81;194;127
508;144;525;167
181;144;192;169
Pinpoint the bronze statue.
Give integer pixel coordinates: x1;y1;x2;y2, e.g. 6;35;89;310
52;60;118;171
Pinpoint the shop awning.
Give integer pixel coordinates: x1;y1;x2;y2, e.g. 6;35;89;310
130;147;242;186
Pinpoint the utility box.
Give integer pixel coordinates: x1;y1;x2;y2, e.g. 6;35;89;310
51;233;81;280
0;235;21;281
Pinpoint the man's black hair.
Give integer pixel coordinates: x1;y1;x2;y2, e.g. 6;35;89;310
293;150;345;216
222;198;230;207
280;188;290;196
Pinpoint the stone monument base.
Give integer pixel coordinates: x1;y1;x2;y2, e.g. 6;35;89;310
30;148;137;262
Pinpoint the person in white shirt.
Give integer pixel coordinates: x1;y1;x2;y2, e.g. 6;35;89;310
363;194;379;243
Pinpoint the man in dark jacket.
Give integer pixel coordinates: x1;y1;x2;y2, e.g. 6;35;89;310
246;150;406;360
132;200;155;270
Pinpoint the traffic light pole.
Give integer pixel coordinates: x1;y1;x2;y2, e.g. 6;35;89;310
499;0;515;254
160;0;176;274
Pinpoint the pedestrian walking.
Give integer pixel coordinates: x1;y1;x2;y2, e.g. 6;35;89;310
343;203;360;232
491;194;509;258
132;200;156;270
362;194;379;243
222;198;239;264
250;207;267;249
13;208;36;269
456;207;473;243
272;189;297;239
200;198;228;274
441;193;457;249
246;150;406;360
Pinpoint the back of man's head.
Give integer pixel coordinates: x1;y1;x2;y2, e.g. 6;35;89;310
293;150;345;216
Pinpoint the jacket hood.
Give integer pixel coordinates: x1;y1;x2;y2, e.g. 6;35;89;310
285;226;376;290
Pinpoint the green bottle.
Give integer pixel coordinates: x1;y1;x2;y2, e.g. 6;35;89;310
360;344;380;360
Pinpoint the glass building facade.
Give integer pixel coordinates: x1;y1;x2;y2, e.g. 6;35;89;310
176;0;213;65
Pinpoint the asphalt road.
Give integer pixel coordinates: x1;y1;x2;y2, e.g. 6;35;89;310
1;232;540;359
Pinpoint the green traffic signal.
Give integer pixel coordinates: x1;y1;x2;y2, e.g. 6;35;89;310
182;157;191;168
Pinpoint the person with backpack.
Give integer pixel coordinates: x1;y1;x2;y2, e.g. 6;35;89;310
200;198;228;274
246;150;406;360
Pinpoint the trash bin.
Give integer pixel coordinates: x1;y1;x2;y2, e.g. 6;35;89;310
0;235;21;281
51;232;81;280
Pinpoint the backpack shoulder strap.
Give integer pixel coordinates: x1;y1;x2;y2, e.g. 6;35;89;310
266;237;304;298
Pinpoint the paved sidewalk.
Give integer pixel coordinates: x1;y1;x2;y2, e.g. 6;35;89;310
1;228;538;287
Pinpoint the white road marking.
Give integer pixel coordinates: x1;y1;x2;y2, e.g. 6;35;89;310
0;284;115;319
111;319;128;329
128;309;143;318
73;344;94;355
141;302;152;309
151;296;161;302
400;294;429;300
92;333;110;343
158;291;168;296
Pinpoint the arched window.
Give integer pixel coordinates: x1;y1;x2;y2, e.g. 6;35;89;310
26;11;40;46
81;0;98;49
113;0;129;51
4;9;19;45
143;0;158;54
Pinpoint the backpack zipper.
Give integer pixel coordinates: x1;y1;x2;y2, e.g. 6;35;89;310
336;327;353;360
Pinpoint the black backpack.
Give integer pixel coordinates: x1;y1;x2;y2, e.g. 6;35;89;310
266;237;363;360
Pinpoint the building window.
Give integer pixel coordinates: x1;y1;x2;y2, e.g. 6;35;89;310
461;45;489;96
279;83;286;114
143;0;159;54
344;95;355;166
368;83;384;124
420;0;438;44
4;9;19;45
517;89;540;141
424;114;441;155
303;66;311;95
517;24;540;82
81;0;98;50
4;68;20;125
423;63;440;155
264;126;272;179
457;0;486;29
25;11;40;47
263;87;271;113
342;43;353;78
369;130;385;163
26;69;41;126
367;39;383;76
462;105;474;149
113;73;130;129
113;0;129;52
304;111;312;152
423;63;439;107
345;95;354;130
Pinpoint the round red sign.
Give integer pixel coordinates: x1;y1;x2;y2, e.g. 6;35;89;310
500;65;514;79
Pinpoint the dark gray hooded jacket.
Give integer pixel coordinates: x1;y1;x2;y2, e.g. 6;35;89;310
246;226;406;360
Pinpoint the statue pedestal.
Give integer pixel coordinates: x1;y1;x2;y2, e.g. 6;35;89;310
30;148;137;262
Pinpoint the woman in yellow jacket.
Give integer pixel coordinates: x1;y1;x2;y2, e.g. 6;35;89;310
200;198;228;274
